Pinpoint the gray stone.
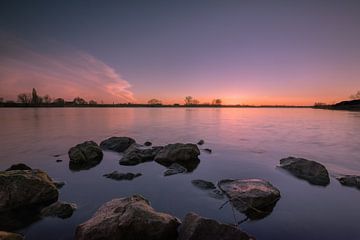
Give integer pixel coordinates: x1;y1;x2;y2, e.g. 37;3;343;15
41;201;77;219
68;141;103;171
119;144;163;166
178;212;254;240
336;175;360;189
100;137;135;152
218;179;280;219
75;195;180;240
103;171;142;181
279;157;330;186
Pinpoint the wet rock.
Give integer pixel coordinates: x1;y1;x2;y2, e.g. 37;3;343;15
155;143;200;171
6;163;32;171
203;148;212;154
53;181;65;189
41;201;77;219
68;141;103;171
56;159;63;163
119;144;163;166
75;195;180;240
279;157;330;186
178;212;254;240
100;136;135;152
197;139;205;145
336;175;360;189
191;179;216;190
0;169;59;212
144;141;152;146
103;171;142;181
164;163;187;176
218;179;280;220
0;231;24;240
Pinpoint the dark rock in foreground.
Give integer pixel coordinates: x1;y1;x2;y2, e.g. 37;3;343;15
155;143;200;173
6;163;32;171
191;179;216;190
0;169;59;212
103;171;142;181
178;212;254;240
279;157;330;186
68;141;103;171
119;144;163;166
100;136;135;152
336;175;360;189
75;195;180;240
218;179;280;219
164;163;187;176
0;231;24;240
41;201;77;219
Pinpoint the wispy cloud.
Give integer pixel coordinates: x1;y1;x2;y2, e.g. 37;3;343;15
0;33;134;103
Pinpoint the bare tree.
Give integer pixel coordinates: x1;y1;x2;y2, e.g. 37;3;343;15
212;98;222;106
17;93;32;104
184;96;193;105
350;91;360;100
43;94;52;104
73;97;87;105
89;100;97;105
148;99;162;105
31;88;40;104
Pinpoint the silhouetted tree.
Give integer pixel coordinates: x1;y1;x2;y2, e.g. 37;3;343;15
0;97;3;103
89;100;97;105
148;99;162;105
185;96;193;105
53;98;65;105
73;97;87;105
17;93;32;104
350;91;360;100
212;99;222;106
31;88;41;104
43;95;52;104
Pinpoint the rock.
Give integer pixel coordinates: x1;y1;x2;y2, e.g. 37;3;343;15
6;163;32;171
0;169;59;212
197;140;205;145
56;159;63;163
68;141;103;171
164;163;187;176
53;181;65;189
41;201;77;219
208;189;224;199
203;148;212;154
144;141;152;146
178;212;254;240
100;136;135;152
279;157;330;186
191;180;216;190
336;175;360;189
103;171;142;181
218;179;280;219
155;143;200;171
119;144;163;166
75;195;180;240
0;231;24;240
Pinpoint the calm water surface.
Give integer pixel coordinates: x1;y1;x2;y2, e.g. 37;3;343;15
0;108;360;240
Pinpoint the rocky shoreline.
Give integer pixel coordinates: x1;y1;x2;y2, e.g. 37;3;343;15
1;136;358;239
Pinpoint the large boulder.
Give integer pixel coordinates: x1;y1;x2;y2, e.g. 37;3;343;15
279;157;330;186
0;170;59;212
75;195;180;240
0;231;24;240
218;179;280;219
119;144;163;166
336;175;360;189
68;141;103;171
40;201;77;219
100;137;135;152
178;212;254;240
154;143;200;171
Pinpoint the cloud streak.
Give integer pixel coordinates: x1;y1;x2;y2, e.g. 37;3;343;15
0;33;134;103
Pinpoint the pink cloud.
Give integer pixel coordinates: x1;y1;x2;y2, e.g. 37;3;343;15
0;33;134;103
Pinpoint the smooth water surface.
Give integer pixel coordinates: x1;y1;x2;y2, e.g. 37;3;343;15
0;108;360;240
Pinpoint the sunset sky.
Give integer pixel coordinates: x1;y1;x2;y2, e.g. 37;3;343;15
0;1;359;105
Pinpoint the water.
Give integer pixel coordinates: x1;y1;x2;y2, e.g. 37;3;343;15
0;108;360;240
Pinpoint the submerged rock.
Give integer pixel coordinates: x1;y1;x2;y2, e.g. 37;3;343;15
119;144;163;166
191;180;216;190
178;212;254;240
56;159;63;163
68;141;103;171
75;195;180;240
279;157;330;186
0;169;59;212
0;231;24;240
103;171;142;181
197;139;205;145
203;148;212;154
336;175;360;189
6;163;32;171
163;163;187;176
100;136;135;152
218;179;280;219
41;201;77;219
